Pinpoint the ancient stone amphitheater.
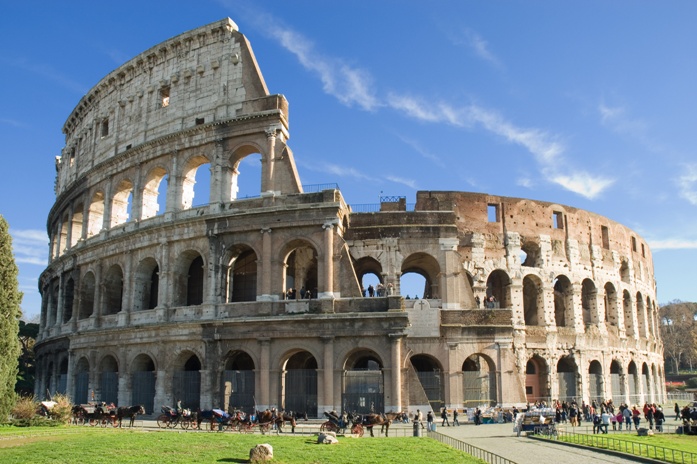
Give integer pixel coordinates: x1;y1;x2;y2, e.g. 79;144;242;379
36;18;665;416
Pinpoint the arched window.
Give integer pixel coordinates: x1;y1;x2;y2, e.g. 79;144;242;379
110;179;133;227
103;264;124;315
523;275;543;326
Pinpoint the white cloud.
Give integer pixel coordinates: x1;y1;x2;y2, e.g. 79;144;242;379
546;170;615;200
649;238;697;250
10;229;48;266
677;164;697;205
459;28;503;69
517;177;533;188
386;175;417;189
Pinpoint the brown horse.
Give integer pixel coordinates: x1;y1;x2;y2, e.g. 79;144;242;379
354;413;392;437
256;409;298;433
117;405;146;427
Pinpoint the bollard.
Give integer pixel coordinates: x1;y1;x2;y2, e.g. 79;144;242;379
413;421;422;437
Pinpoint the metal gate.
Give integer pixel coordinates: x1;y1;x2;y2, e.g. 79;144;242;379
628;373;638;399
74;371;89;404
284;369;317;417
558;372;576;401
463;371;496;407
173;371;201;411
611;373;622;400
57;374;68;395
132;371;155;414
642;374;650;402
416;370;443;412
221;370;255;412
589;373;603;404
101;372;118;405
342;370;384;413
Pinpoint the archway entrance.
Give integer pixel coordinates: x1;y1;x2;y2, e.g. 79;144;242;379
131;354;156;414
222;351;255;413
410;355;444;413
342;352;384;413
525;356;548;403
99;355;119;405
557;357;577;402
173;354;201;411
74;357;90;404
462;354;497;407
282;351;318;417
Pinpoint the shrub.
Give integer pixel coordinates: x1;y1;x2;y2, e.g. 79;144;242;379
685;377;697;389
11;395;37;420
49;393;74;425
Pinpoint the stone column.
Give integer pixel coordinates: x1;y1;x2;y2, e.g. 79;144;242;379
166;153;179;214
118;373;130;408
258;338;270;411
119;251;132;327
264;128;277;193
199;369;212;410
56;273;65;328
319;222;334;299
320;337;334;412
154;370;168;412
259;228;272;300
389;334;403;412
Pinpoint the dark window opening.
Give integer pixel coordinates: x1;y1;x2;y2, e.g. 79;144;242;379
631;236;637;252
195;117;205;125
601;226;609;250
553;211;564;229
101;119;109;138
160;87;170;108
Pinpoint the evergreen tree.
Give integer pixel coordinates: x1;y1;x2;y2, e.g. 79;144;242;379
0;215;22;419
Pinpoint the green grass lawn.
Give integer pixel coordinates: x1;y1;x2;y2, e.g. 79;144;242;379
0;427;485;464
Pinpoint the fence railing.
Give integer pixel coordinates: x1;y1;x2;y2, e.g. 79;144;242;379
301;183;340;193
536;427;697;464
429;430;517;464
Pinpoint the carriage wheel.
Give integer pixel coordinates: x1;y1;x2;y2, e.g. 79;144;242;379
156;414;169;428
181;418;190;430
352;424;364;437
88;418;98;427
207;419;219;432
110;417;119;428
319;421;331;432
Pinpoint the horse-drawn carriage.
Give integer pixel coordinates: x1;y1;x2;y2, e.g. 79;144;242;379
72;403;118;427
156;405;196;429
321;411;364;436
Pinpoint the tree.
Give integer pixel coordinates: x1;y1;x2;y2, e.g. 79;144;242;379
16;320;39;395
660;300;697;374
0;215;22;419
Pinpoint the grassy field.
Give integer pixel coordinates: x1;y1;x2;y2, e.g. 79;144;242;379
0;427;486;464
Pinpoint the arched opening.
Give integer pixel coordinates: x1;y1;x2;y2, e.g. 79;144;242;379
641;363;650;403
521;240;542;267
99;355;119;405
181;155;210;209
523;274;543;326
103;264;124;315
134;258;159;311
636;292;647;337
282;351;318;418
141;167;168;219
174;251;205;307
58;358;68;394
620;260;630;284
410;354;444;413
58;215;69;256
49;281;59;326
173;353;201;411
647;297;656;337
110;179;133;227
525;356;548;403
581;279;597;326
553;275;573;327
402;253;441;299
222;351;255;413
486;270;511;308
71;204;84;246
557;356;577;402
343;351;384;413
462;354;497;407
87;191;104;237
225;249;258;302
131;354;156;414
231;152;263;199
623;290;635;336
78;272;95;319
604;283;618;327
284;243;318;300
74;357;90;405
628;361;639;404
588;360;603;404
62;277;75;323
400;272;428;299
610;360;623;401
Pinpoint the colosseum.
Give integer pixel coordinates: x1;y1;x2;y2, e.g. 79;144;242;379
35;18;665;417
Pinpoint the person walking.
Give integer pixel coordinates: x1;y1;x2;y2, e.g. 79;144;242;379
426;411;434;431
453;409;460;426
675;403;681;421
441;408;450;427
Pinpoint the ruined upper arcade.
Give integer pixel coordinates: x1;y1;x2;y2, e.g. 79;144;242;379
36;18;665;418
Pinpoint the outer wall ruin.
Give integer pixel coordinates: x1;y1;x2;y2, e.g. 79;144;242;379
36;18;665;417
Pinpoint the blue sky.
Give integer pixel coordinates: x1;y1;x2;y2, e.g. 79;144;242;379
2;1;697;320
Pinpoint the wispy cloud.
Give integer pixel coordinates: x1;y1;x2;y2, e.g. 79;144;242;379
303;162;379;183
452;28;503;69
0;57;88;95
395;135;445;168
649;238;697;250
386;175;417;189
545;169;615;200
10;229;48;266
0;118;26;128
677;164;697;205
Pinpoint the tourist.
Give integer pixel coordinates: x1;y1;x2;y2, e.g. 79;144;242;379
623;405;632;430
427;411;434;431
441;408;450;427
453;409;460;426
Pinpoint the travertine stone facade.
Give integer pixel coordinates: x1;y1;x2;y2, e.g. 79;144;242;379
36;18;665;417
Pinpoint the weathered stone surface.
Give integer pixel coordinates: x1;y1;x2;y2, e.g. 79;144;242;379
317;432;339;444
249;444;273;462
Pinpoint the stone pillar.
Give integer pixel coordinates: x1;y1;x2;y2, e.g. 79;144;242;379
389;334;403;412
101;181;113;232
154;370;168;412
199;369;212;410
319;222;334;299
65;210;74;253
65;350;74;401
166;154;179;214
570;283;584;332
258;338;270;411
118;373;130;407
56;273;65;328
119;251;132;327
320;337;334;412
264;128;276;193
542;286;556;328
259;229;272;300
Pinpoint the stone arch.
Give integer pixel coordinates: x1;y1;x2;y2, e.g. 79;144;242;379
636;292;647;337
623;290;635;336
62;277;75;323
525;355;549;403
581;278;597;326
647;296;656;337
133;257;159;311
604;282;618;327
172;351;202;411
486;269;511;308
401;252;441;299
523;274;544;326
181;154;210;209
410;354;445;413
641;362;650;403
557;356;578;401
98;354;119;405
49;280;59;326
342;349;385;414
110;178;133;227
553;275;573;327
223;246;258;303
588;360;603;404
87;190;104;237
520;239;542;267
74;357;90;404
627;361;639;404
103;264;124;315
462;353;497;407
354;256;383;296
131;353;156;414
173;250;205;306
78;271;95;319
71;203;84;246
282;240;319;299
141;166;168;219
58;214;69;256
281;350;318;417
222;350;256;412
620;260;630;284
58;357;69;394
228;145;263;200
610;360;624;401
